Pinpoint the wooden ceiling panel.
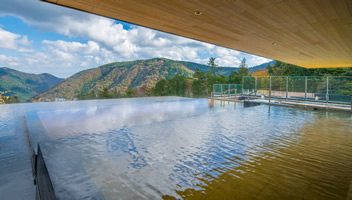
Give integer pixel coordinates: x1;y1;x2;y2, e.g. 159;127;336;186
42;0;352;68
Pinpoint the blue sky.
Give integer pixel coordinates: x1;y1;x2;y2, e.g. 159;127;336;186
0;0;271;78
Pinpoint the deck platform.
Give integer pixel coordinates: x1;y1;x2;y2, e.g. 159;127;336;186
211;96;352;113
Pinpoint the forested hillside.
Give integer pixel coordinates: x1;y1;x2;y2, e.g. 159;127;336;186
0;67;63;101
32;58;246;101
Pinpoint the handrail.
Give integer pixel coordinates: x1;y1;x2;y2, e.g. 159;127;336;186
212;88;240;98
220;88;239;98
246;90;257;100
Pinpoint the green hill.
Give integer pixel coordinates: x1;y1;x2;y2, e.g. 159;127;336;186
0;67;63;102
32;58;248;101
248;60;276;73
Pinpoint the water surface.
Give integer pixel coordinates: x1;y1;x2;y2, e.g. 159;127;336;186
36;99;352;200
0;97;186;199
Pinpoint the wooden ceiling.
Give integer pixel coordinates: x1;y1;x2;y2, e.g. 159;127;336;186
42;0;352;68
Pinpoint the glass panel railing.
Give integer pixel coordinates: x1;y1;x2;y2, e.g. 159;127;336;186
242;76;352;105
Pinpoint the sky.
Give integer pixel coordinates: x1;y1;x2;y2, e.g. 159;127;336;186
0;0;271;78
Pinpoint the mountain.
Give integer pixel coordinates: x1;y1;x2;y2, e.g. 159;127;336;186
248;60;276;73
32;58;275;101
0;67;63;102
32;58;244;101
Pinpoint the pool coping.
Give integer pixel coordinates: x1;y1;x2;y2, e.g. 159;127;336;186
25;111;105;200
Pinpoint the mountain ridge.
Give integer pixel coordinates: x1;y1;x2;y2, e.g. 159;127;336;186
34;57;271;101
0;67;63;101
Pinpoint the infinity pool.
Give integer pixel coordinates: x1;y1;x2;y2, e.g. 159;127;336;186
28;98;352;199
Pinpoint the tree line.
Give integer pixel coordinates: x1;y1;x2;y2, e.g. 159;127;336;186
267;61;352;76
0;91;20;104
266;61;352;96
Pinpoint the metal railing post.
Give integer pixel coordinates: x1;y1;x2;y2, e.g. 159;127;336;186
326;77;329;104
286;76;288;100
242;76;244;95
228;84;230;97
269;76;272;103
221;84;223;98
305;76;307;101
255;76;257;97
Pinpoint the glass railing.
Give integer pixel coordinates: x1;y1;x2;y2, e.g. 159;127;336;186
242;76;352;104
213;84;242;97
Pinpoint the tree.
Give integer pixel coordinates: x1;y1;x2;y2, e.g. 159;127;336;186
192;68;208;95
88;90;96;99
112;88;122;98
267;64;273;74
153;75;188;96
154;79;167;96
0;91;7;104
10;96;20;103
227;71;241;84
193;68;206;81
192;79;206;96
208;57;218;76
125;87;135;97
0;92;20;104
135;84;148;97
99;88;111;99
238;58;248;75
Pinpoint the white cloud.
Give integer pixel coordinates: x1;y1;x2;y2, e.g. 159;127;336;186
0;0;271;77
0;54;20;66
249;55;271;66
42;40;100;54
216;56;241;67
0;28;32;52
0;29;20;49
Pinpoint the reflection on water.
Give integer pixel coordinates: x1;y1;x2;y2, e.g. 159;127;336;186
38;99;210;139
176;116;352;200
0;97;188;199
37;99;352;200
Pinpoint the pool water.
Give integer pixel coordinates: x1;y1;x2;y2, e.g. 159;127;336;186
0;96;186;199
33;98;352;200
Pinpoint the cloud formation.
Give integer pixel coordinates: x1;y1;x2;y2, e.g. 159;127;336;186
0;28;32;52
0;0;271;78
